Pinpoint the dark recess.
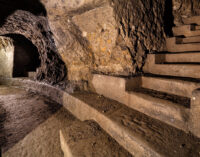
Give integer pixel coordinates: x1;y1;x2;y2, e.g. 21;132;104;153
4;34;41;77
0;0;67;84
164;0;174;37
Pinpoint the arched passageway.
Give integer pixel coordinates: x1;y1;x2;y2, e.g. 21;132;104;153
5;34;40;77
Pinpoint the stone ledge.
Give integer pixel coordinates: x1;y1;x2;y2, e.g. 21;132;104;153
0;77;161;157
1;77;200;156
60;121;132;157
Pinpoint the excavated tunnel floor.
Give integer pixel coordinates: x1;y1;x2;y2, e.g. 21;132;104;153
0;85;131;157
1;83;200;157
0;85;62;153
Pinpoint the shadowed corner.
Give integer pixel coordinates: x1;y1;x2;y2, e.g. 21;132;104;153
164;0;174;37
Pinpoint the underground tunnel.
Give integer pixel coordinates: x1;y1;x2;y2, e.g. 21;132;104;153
4;34;41;77
1;0;200;157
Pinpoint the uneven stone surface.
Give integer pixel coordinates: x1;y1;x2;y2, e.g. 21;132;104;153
2;107;75;157
70;92;200;157
0;85;132;157
173;0;200;26
1;0;199;85
144;55;200;79
1;77;200;156
0;85;62;152
91;74;189;131
60;121;132;157
72;4;134;76
37;0;167;81
142;75;200;98
154;53;200;63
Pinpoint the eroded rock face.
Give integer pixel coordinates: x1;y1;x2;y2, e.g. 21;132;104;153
111;0;166;70
72;4;134;77
0;10;67;84
1;0;186;85
173;0;200;26
40;0;166;81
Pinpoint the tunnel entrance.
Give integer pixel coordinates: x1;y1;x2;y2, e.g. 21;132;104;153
5;34;41;77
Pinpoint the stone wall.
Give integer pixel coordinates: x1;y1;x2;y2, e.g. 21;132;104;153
110;0;166;70
0;0;175;85
173;0;200;26
40;0;167;81
0;10;67;84
0;36;14;77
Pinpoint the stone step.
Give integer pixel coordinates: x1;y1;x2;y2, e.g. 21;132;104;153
62;92;200;157
63;92;162;157
133;87;190;106
153;53;200;63
127;90;189;130
60;121;132;157
91;74;189;131
182;36;200;43
1;77;200;144
144;54;200;79
172;25;200;37
166;37;200;52
167;36;200;44
183;16;200;25
172;25;196;37
141;76;200;98
183;31;200;37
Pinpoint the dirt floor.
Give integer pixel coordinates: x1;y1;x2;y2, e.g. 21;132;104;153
1;84;200;157
73;92;200;157
0;85;62;153
0;85;131;157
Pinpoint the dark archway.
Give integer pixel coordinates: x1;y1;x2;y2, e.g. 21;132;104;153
164;0;174;37
0;11;67;84
5;34;41;77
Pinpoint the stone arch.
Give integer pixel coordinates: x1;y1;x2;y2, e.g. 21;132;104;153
0;10;67;84
3;33;41;77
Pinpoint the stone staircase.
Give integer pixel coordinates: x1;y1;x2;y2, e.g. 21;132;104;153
76;16;200;156
3;16;200;157
142;16;200;137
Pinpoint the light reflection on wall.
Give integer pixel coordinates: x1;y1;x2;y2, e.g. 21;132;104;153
0;36;14;77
